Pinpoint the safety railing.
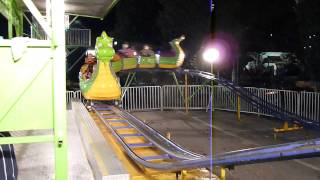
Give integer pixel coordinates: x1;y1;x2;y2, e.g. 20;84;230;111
121;86;162;111
67;86;320;125
31;27;91;47
66;90;84;103
65;28;91;47
162;85;211;110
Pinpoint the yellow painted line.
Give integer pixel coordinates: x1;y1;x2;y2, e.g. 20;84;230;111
91;112;181;179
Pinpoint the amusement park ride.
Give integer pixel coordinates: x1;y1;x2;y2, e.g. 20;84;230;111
0;0;320;180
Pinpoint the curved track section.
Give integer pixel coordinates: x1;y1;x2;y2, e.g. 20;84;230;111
120;68;319;129
91;104;320;171
186;69;318;129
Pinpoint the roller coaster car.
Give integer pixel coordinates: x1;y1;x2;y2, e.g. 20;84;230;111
79;32;185;101
79;31;121;101
111;35;185;71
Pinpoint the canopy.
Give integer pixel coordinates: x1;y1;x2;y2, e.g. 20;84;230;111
25;0;119;18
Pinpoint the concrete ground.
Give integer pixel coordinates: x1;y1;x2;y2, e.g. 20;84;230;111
13;111;94;180
131;110;320;180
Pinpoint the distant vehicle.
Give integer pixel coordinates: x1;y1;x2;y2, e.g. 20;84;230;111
241;52;304;89
244;52;301;76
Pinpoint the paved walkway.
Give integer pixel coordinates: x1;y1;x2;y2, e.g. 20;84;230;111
132;110;320;180
13;110;94;180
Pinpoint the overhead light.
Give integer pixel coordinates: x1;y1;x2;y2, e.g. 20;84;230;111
203;48;220;64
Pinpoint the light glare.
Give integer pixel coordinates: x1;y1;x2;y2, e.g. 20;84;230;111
203;48;220;63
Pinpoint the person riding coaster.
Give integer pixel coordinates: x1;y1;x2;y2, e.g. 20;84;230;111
80;51;97;81
80;31;121;100
111;35;185;70
79;31;185;100
118;42;137;58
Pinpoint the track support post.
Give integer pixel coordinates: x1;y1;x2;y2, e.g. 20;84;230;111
220;167;226;180
273;121;303;140
181;170;187;180
166;131;171;140
237;94;241;121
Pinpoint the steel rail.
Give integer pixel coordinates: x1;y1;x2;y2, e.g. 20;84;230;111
109;106;204;160
91;104;320;171
93;105;203;161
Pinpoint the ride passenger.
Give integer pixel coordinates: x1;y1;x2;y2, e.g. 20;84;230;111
140;44;155;57
118;42;137;58
79;51;97;80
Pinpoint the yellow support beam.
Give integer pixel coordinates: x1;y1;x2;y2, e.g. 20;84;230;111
181;170;187;180
273;121;303;140
220;167;226;180
166;131;171;140
236;94;241;121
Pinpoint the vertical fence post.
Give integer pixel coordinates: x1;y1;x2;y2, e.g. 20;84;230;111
160;86;163;111
185;73;189;113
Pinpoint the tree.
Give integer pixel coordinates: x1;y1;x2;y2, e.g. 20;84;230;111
295;0;320;81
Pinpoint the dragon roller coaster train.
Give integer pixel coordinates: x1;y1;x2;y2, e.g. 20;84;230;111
79;31;185;100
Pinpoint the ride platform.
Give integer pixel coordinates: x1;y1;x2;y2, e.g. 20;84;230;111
72;101;215;180
12;110;94;180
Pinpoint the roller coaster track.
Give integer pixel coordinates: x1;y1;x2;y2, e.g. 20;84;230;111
185;69;319;129
121;68;319;129
91;103;320;171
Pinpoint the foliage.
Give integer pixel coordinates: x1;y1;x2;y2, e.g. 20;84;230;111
296;0;320;81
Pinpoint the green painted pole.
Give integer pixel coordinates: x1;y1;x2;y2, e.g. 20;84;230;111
127;72;136;87
124;72;132;87
187;80;210;102
23;13;41;39
16;11;24;36
171;72;184;100
0;135;53;145
7;0;13;38
51;0;68;179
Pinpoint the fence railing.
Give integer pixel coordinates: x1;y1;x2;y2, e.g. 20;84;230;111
31;27;91;47
161;85;212;110
65;28;91;47
67;85;320;125
121;86;162;111
66;91;84;103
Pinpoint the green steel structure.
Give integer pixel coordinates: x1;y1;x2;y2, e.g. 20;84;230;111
0;0;118;179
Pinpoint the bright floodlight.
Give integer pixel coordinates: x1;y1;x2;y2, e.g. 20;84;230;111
203;48;220;63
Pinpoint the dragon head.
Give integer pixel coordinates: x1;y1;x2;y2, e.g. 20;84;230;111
95;31;115;63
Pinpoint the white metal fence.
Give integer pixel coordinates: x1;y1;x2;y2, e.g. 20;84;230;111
67;86;320;124
121;86;162;111
65;28;91;47
66;91;83;103
161;85;212;110
31;27;91;47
